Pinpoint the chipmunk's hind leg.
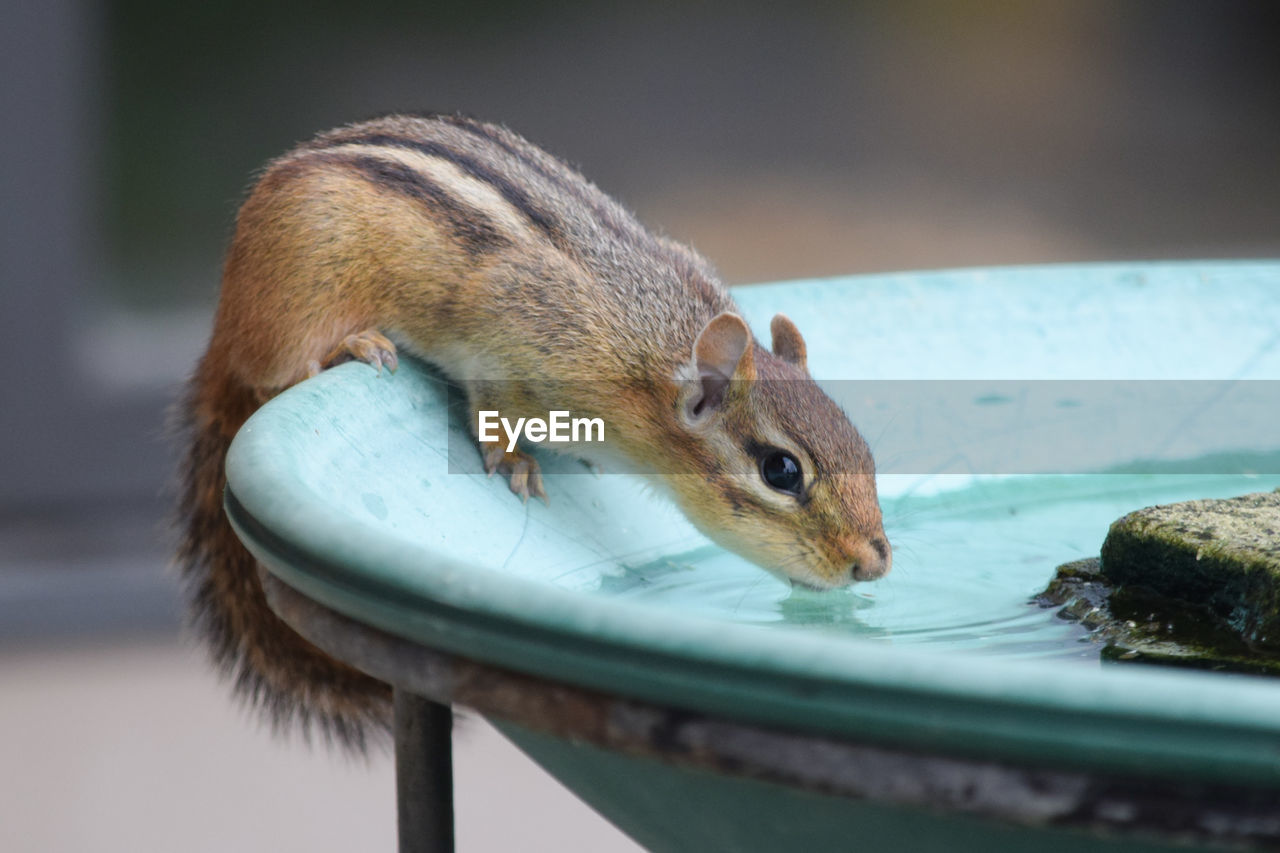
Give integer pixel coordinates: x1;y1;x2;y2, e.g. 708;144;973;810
306;329;399;378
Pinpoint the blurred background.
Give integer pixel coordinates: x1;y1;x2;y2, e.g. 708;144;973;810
1;1;1278;850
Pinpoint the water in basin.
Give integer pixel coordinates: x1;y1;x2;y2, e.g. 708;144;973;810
586;472;1280;662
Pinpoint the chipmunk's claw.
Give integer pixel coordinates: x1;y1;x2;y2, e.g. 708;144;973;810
483;444;506;476
513;462;548;504
481;443;548;504
322;329;399;374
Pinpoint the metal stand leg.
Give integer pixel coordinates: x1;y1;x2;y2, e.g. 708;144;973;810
394;690;454;853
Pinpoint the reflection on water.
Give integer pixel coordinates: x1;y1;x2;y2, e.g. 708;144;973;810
600;473;1280;664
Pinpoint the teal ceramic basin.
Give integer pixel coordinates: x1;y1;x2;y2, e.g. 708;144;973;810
227;262;1280;851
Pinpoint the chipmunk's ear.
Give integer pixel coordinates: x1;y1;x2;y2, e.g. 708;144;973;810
770;313;807;370
685;312;755;421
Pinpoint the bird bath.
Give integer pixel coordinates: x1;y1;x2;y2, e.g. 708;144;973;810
226;262;1280;851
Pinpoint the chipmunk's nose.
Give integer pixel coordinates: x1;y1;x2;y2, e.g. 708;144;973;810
849;536;892;582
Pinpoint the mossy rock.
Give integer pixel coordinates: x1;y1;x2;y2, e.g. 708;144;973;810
1100;492;1280;651
1035;492;1280;675
1035;558;1280;675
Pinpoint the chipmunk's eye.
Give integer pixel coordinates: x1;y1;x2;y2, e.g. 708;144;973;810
760;451;803;496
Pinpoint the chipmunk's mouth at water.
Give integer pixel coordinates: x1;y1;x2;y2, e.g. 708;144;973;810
786;572;858;592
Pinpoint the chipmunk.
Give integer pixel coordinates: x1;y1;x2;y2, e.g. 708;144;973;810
176;113;890;750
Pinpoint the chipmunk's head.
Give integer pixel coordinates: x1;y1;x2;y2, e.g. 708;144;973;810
669;312;890;589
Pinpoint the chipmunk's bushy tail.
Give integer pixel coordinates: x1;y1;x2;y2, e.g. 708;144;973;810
173;357;391;751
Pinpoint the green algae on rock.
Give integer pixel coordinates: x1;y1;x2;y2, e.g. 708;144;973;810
1034;492;1280;675
1100;491;1280;652
1035;557;1280;676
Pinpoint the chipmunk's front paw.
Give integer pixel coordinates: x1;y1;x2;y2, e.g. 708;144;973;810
482;443;548;504
309;329;399;377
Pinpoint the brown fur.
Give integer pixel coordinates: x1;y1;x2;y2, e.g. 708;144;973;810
177;113;888;750
175;355;391;749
